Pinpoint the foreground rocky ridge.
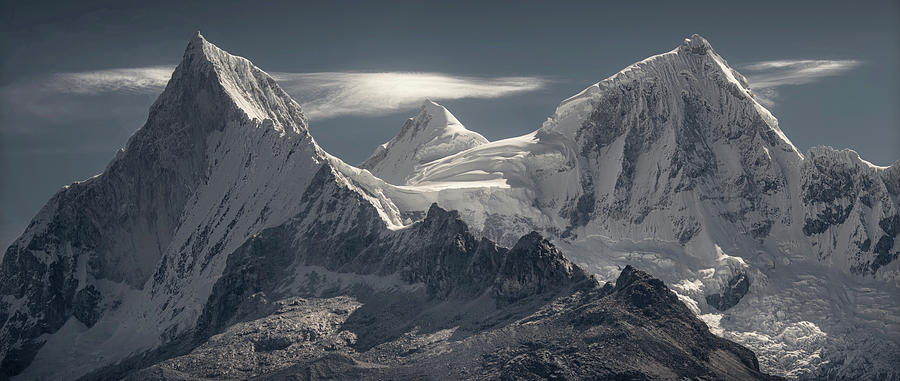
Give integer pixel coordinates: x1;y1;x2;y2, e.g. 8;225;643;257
120;200;775;380
69;157;774;379
127;268;778;380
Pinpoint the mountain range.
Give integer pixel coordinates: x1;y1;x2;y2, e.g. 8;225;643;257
1;33;897;380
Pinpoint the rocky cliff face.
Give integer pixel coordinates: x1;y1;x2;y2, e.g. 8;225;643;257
119;202;775;380
542;35;800;249
799;147;900;274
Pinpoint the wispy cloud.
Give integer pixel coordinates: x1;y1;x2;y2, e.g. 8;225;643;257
0;66;175;123
272;72;546;119
2;67;546;121
741;59;861;106
48;66;176;94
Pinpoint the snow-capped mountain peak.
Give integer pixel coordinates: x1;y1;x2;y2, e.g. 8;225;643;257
541;34;796;155
0;34;329;379
361;99;488;184
419;99;463;129
682;33;713;54
176;31;308;135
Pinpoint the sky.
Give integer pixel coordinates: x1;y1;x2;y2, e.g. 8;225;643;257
1;0;898;250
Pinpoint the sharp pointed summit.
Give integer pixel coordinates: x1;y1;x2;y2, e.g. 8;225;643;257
541;34;791;150
361;99;488;185
682;33;713;55
165;32;308;135
186;30;206;51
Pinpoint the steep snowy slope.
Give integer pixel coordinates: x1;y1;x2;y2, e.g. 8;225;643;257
356;35;900;378
0;33;400;380
361;100;488;185
0;31;319;376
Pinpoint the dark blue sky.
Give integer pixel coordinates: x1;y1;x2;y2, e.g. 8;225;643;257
2;0;898;250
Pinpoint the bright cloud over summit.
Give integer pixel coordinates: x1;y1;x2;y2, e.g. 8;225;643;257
741;59;862;106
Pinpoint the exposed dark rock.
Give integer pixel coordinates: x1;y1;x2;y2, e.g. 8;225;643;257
750;220;773;239
803;205;853;236
858;238;872;252
612;265;680;312
0;240;79;378
253;336;293;352
493;232;592;303
867;215;900;273
102;189;780;380
566;188;595;229
127;264;778;380
872;235;897;273
880;215;900;237
73;285;103;327
706;272;751;311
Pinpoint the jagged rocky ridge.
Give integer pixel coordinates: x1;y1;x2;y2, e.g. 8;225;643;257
122;201;775;380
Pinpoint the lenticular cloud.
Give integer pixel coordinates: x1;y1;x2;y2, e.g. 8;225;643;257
741;59;861;106
273;71;546;120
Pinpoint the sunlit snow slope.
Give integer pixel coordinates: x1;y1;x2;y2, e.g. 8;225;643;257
361;100;488;185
